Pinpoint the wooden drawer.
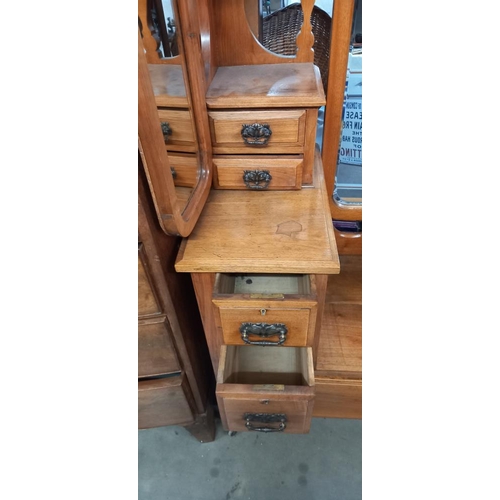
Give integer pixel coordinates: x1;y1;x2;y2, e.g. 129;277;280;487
157;108;197;152
216;345;315;433
138;374;194;429
213;274;317;347
208;110;306;154
138;244;161;318
138;316;181;378
168;153;200;188
213;156;303;190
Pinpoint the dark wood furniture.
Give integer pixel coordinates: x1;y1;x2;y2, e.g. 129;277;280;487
138;163;215;442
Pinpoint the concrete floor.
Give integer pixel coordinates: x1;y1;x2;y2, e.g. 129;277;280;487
139;416;362;500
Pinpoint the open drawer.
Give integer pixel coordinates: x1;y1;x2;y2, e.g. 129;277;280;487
213;274;318;347
216;345;315;433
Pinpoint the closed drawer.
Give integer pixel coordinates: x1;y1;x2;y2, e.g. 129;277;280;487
138;316;181;378
213;156;302;190
208;110;306;154
168;153;200;188
213;274;317;347
216;345;315;433
138;374;194;429
138;244;161;318
157;108;197;152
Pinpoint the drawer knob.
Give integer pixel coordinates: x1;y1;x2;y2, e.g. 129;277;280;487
239;322;287;346
242;170;272;190
160;121;172;142
244;413;287;432
241;123;272;145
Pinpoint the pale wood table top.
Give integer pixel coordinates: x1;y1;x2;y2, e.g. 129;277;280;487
175;152;340;274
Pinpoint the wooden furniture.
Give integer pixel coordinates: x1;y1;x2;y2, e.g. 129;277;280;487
138;163;216;442
138;0;362;436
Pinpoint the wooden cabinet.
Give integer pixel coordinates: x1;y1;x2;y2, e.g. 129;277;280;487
138;164;215;442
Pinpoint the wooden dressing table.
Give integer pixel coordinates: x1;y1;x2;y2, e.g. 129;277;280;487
138;0;361;437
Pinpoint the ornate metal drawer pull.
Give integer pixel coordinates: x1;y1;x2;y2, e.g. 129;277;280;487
242;170;272;190
244;413;287;432
239;322;288;346
161;121;172;141
241;123;272;145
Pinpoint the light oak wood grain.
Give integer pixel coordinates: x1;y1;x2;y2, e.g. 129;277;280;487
213;156;303;190
320;0;362;221
216;346;315;433
157;108;197;149
313;378;362;419
218;307;313;347
315;303;361;377
175;151;340;274
206;63;325;109
209;109;306;153
209;0;319;68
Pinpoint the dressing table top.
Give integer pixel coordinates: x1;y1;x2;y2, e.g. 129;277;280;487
175;152;339;274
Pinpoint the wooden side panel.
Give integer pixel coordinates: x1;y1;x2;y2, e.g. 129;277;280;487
138;375;195;429
138;317;181;378
191;272;221;374
313;378;362;419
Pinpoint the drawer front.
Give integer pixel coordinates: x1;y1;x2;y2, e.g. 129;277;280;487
218;396;313;434
157;108;197;152
213;156;302;190
138;317;181;378
168;153;200;188
218;307;312;347
208;110;306;154
138;247;161;318
138;374;194;429
216;346;315;434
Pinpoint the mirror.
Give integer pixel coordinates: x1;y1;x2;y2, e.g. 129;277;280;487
138;1;212;237
139;0;201;217
333;0;362;206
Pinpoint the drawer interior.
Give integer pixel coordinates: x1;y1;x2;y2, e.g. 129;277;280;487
220;345;313;387
216;273;311;296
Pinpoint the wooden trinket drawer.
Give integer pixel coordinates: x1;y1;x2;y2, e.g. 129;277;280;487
156;108;197;153
208;109;307;154
216;345;315;433
213;273;318;347
213;156;303;190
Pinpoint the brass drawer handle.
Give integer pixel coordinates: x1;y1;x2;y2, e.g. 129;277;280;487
239;322;287;346
242;170;272;190
161;121;172;142
244;413;287;432
241;123;272;145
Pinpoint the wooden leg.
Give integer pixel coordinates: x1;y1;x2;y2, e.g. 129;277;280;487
183;404;216;443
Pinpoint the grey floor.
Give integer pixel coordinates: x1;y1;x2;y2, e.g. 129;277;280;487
139;416;361;500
